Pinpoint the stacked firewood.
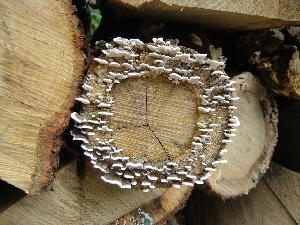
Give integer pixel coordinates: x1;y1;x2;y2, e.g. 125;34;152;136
0;1;299;224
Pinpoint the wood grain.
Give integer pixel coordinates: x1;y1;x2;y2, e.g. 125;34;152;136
111;75;198;163
264;163;300;224
106;0;300;30
185;163;298;225
116;186;192;225
207;72;278;199
0;160;165;225
0;0;84;194
74;42;235;190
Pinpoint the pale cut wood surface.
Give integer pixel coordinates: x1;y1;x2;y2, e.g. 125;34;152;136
264;163;300;224
110;75;198;163
75;42;235;190
185;163;299;225
207;72;278;199
106;0;300;30
0;160;165;225
0;0;84;194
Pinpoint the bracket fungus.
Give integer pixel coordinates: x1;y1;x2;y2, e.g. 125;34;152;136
71;37;240;192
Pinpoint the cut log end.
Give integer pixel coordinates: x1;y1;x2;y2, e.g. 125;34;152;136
109;75;200;164
71;37;240;191
0;0;85;194
206;72;278;199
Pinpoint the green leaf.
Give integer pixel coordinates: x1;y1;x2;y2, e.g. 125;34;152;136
87;6;102;40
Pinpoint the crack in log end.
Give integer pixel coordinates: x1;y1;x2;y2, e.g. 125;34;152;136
71;37;239;190
147;125;172;162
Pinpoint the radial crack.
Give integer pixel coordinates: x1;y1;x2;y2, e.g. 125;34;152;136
147;125;171;161
146;75;148;124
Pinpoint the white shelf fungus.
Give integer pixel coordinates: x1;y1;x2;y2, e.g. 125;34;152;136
71;37;240;191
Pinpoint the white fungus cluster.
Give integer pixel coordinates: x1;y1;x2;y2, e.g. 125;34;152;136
71;37;240;192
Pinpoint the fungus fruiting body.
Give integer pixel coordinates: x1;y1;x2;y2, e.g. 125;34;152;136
71;37;239;192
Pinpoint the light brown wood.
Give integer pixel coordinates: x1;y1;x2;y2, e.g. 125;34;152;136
0;160;165;225
105;0;300;30
207;72;278;199
110;75;199;163
264;163;300;224
72;39;238;190
115;186;192;225
185;163;298;225
0;0;84;194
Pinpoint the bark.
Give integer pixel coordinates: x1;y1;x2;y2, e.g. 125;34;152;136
206;72;278;199
71;38;240;190
234;26;300;99
0;160;165;225
0;0;85;194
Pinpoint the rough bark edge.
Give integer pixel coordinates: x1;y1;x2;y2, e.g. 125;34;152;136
113;187;192;225
283;50;300;97
28;1;87;195
234;27;300;99
263;47;300;98
206;73;278;199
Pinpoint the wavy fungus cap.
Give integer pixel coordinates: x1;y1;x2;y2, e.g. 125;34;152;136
71;37;240;192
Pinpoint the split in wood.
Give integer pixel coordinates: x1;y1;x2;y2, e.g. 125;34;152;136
71;37;240;191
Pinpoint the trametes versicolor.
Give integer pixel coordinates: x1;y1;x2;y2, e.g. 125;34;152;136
71;37;240;192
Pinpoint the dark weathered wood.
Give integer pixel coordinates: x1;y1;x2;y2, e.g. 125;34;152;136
234;26;300;99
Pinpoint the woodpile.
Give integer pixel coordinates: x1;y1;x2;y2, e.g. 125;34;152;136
184;163;300;225
0;0;84;195
206;72;278;199
105;0;300;30
0;0;299;224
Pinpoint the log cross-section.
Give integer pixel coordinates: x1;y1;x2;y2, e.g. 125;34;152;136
207;72;278;198
71;37;240;191
0;0;84;194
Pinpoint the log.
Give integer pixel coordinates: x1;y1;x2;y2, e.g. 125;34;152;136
234;26;300;99
264;163;300;223
71;37;240;191
0;0;84;194
184;163;299;225
104;0;300;30
206;72;278;199
0;160;165;225
115;186;192;225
